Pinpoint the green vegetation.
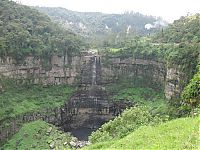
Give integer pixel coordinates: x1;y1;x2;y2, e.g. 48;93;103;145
113;87;160;101
182;62;200;111
0;0;84;64
101;14;200;69
103;38;199;67
0;79;74;120
3;120;72;149
154;14;200;43
101;37;164;61
112;87;167;115
101;14;200;116
85;116;199;149
89;12;200;146
0;1;199;149
89;106;168;144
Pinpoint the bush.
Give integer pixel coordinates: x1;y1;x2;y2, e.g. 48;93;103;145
89;106;168;143
181;68;200;111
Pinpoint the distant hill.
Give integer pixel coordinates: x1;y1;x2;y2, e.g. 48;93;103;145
35;7;168;41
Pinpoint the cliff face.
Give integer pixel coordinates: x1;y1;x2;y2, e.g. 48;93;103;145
165;66;186;99
0;55;81;85
0;54;187;100
101;57;166;90
100;57;189;100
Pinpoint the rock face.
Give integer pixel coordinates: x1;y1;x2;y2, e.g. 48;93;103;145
164;65;186;99
0;54;82;85
59;54;134;141
100;56;190;100
101;57;166;91
0;53;187;99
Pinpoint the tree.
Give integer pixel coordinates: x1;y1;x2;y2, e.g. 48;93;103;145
182;65;200;109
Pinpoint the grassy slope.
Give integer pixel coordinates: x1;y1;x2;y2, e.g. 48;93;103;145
3;120;72;149
85;116;200;149
0;82;74;120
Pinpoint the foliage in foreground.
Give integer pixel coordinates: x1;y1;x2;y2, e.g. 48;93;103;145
3;120;72;149
182;63;200;110
89;106;168;144
0;80;74;120
85;116;199;150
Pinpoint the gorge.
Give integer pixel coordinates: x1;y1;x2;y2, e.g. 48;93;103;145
0;49;190;142
0;0;199;149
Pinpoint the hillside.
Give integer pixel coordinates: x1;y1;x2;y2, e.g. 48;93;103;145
3;120;73;149
35;7;168;45
153;14;200;43
0;0;83;64
85;116;199;149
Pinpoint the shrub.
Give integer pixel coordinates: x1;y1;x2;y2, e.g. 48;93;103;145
89;106;167;143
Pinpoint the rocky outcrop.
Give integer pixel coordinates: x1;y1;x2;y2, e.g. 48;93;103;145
164;65;186;99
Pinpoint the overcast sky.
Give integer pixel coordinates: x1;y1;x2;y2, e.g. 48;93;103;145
15;0;200;22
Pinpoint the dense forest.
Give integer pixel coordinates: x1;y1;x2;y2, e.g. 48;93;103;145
0;0;199;149
0;0;84;64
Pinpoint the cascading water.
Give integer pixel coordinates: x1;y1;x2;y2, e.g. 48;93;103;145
62;53;133;141
70;55;103;140
92;56;97;86
89;56;97;97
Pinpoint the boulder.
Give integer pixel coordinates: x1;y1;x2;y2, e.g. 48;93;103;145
69;141;76;147
77;141;86;148
49;142;55;149
46;127;53;135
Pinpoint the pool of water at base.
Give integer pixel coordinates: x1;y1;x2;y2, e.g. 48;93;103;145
70;127;96;141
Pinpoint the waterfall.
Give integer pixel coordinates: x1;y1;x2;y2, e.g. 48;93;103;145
92;56;97;86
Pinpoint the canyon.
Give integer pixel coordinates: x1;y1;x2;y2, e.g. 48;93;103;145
0;50;189;142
